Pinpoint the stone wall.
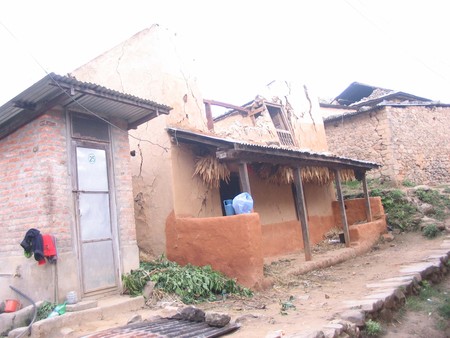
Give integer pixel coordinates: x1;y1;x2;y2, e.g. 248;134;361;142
324;106;450;185
388;106;450;184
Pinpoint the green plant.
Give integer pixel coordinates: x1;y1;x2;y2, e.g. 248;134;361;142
423;223;440;238
122;256;252;304
365;319;382;336
415;188;450;220
36;301;56;321
405;280;449;332
437;297;450;319
370;189;418;231
279;295;296;315
402;180;415;187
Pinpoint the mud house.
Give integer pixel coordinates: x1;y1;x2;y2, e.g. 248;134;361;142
72;25;387;289
0;73;171;303
322;82;450;185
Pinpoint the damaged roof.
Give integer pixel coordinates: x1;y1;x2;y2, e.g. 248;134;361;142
330;82;431;108
0;73;172;140
167;127;380;171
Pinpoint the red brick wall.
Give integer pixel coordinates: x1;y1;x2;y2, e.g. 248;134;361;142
110;118;137;247
0;112;138;257
0;110;72;257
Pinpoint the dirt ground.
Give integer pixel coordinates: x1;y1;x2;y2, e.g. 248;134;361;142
74;230;449;337
383;276;450;338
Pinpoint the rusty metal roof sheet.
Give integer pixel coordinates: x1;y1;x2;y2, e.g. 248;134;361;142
167;127;380;170
82;317;240;338
0;73;172;139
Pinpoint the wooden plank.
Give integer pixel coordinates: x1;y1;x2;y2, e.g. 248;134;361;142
203;99;249;113
334;169;350;247
293;167;312;261
204;102;214;131
362;172;373;222
239;162;251;194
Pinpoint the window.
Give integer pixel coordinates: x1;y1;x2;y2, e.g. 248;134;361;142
72;113;109;142
265;104;295;147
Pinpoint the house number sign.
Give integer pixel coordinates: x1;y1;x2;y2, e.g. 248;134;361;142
88;153;96;164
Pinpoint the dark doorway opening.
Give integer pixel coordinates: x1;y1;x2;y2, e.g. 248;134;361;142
219;173;241;216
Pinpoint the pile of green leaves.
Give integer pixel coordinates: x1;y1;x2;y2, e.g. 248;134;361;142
36;301;56;321
370;188;418;231
415;188;450;220
122;256;252;304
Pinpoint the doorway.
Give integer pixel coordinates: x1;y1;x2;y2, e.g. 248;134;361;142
71;113;118;295
219;173;241;216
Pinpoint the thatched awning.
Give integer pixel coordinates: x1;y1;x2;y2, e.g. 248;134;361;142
167;127;380;172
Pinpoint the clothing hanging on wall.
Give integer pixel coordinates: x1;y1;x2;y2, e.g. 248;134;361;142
20;228;58;265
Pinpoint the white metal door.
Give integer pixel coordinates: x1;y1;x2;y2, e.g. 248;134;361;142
76;146;117;293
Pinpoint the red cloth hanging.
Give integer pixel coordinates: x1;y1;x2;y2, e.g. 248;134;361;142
42;234;57;257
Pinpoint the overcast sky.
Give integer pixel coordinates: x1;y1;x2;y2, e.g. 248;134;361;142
1;0;450;107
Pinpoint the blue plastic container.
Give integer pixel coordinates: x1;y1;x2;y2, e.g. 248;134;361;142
223;199;235;216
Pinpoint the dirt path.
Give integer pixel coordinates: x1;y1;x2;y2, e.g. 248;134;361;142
382;275;450;338
194;231;446;337
74;230;448;337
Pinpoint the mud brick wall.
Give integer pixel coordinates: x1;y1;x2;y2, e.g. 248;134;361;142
324;106;450;185
0;110;73;257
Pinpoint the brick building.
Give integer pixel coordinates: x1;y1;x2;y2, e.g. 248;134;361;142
0;73;170;303
322;82;450;185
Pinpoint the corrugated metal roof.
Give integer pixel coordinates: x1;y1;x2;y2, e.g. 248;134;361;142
82;317;240;337
0;73;172;139
167;127;380;170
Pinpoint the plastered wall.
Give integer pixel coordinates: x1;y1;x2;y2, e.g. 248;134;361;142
166;212;264;289
73;25;209;256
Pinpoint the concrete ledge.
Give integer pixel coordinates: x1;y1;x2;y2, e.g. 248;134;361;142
8;296;145;338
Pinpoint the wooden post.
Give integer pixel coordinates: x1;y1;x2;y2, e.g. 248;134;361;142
361;172;373;222
293;167;312;261
204;102;214;131
334;168;350;247
239;162;251;195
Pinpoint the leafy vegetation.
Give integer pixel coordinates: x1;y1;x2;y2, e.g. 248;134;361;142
415;188;450;220
422;223;440;238
402;180;415;187
370;188;418;231
364;319;382;336
279;295;296;315
36;301;56;321
122;256;252;304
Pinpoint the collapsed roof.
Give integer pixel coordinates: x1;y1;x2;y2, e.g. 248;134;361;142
329;82;432;108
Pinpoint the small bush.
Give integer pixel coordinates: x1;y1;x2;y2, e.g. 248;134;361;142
371;189;418;231
365;319;382;336
402;180;415;187
415;188;450;220
423;224;440;238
